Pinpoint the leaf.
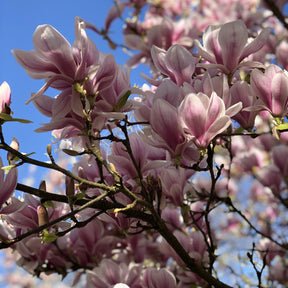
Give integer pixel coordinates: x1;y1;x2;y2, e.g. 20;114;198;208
62;149;81;156
75;192;86;200
1;165;16;174
42;229;58;243
43;201;54;209
0;113;32;124
276;123;288;132
117;90;131;110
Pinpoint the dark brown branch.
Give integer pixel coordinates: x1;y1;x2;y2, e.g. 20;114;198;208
263;0;288;30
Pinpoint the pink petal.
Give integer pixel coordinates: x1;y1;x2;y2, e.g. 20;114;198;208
271;72;288;116
0;81;11;113
33;25;76;77
165;45;196;85
0;167;17;208
104;1;126;31
240;27;271;61
218;20;247;73
12;49;58;79
203;115;231;146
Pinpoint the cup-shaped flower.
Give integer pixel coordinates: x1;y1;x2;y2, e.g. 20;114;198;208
0;157;17;211
178;91;236;148
0;81;11;114
250;64;288;117
151;44;198;86
195;20;270;74
230;81;258;130
12;17;100;103
150;98;199;163
143;268;177;288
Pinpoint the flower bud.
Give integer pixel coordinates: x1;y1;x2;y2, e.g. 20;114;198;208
39;180;46;192
65;176;75;198
0;81;11;115
7;137;19;164
37;205;49;227
46;144;52;157
77;167;88;191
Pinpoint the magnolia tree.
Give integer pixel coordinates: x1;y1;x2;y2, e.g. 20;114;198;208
1;0;288;287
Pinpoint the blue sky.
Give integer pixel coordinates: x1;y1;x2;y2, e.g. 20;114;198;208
0;0;148;184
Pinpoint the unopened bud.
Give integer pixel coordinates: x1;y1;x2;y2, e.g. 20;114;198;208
37;205;49;227
65;176;75;198
0;81;12;115
7;137;19;164
78;167;88;191
46;144;52;156
39;180;46;192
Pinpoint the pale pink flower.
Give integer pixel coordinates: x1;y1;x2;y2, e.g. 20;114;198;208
250;64;288;116
195;20;270;74
151;44;198;86
178;91;241;148
150;98;200;163
0;157;17;211
272;145;288;178
86;259;142;288
276;40;288;71
12;17;100;103
230;81;258;130
0;81;11;114
255;165;282;196
143;268;177;288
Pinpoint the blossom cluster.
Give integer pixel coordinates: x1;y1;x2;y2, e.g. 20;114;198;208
0;0;288;287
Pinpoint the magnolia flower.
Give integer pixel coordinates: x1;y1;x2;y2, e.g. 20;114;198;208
151;44;198;86
0;157;17;211
195;20;270;74
143;268;177;288
230;81;258;130
86;259;142;288
12;17;100;103
150;98;200;163
178;91;241;148
250;64;288;117
0;81;11;114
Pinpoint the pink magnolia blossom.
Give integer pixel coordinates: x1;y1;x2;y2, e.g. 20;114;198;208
109;133;167;181
0;157;17;211
159;166;193;205
250;64;288;116
230;81;258;130
255;165;283;196
150;98;200;163
143;268;177;288
12;17;100;103
0;81;11;114
85;259;142;288
124;17;196;68
195;20;270;74
178;91;241;148
272;145;288;178
276;40;288;71
151;44;198;86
